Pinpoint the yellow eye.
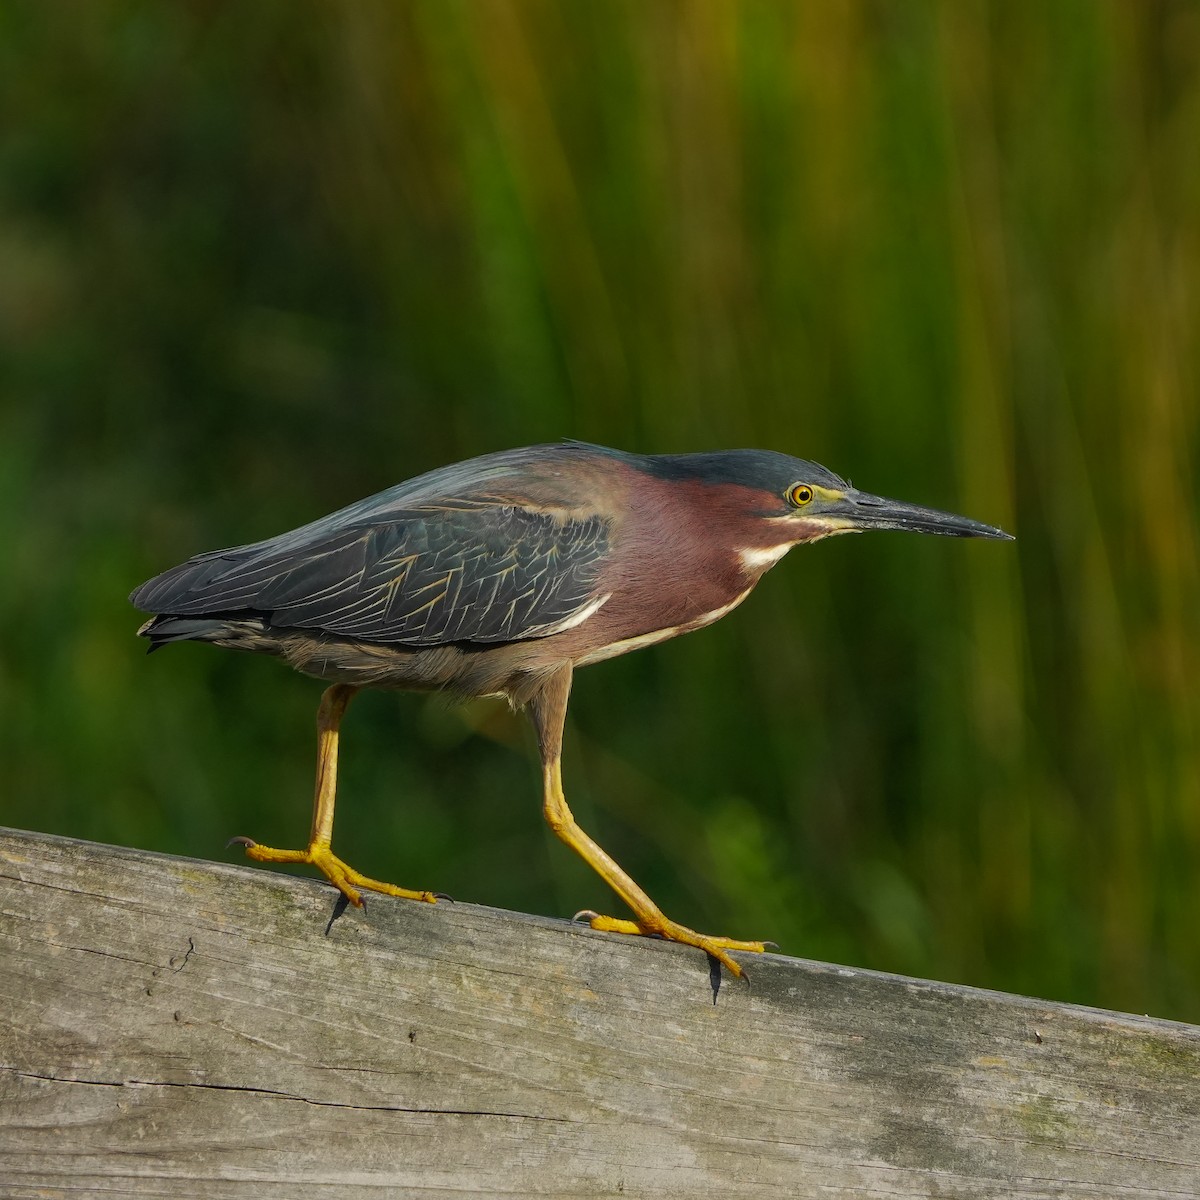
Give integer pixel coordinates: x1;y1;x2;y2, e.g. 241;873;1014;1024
789;483;814;507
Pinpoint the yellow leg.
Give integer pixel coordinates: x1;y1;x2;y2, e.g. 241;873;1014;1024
541;759;766;978
232;683;438;908
529;667;769;979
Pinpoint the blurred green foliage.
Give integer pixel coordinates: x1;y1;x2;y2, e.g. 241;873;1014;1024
1;0;1197;1020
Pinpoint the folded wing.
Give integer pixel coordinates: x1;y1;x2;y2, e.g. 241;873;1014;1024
130;501;611;645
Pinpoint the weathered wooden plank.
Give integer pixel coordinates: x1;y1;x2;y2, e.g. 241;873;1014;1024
0;826;1196;1198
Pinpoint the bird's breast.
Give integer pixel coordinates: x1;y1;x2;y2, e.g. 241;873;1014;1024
547;472;765;667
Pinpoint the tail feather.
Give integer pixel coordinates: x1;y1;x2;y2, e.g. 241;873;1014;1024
138;614;270;653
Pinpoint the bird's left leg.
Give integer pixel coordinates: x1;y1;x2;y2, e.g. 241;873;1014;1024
232;682;439;907
528;666;769;979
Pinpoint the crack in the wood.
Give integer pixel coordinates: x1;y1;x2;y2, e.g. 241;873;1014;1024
0;872;132;906
34;939;194;977
42;942;152;969
10;1070;118;1089
7;1070;569;1122
169;936;195;972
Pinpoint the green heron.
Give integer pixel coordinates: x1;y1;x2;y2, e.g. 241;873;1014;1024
131;442;1011;978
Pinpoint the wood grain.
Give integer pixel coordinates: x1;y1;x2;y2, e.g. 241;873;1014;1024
1;826;1196;1198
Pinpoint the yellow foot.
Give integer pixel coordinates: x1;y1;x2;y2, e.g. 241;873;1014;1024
229;837;439;908
574;910;772;979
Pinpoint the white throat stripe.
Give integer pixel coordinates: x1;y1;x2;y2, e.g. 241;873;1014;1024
739;544;793;571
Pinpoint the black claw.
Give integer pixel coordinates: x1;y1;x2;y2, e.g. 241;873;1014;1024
226;836;256;850
763;941;779;951
433;892;454;902
572;909;600;924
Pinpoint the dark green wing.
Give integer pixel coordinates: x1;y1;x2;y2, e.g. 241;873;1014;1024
130;501;611;645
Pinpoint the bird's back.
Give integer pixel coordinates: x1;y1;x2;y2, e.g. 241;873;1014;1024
131;443;626;650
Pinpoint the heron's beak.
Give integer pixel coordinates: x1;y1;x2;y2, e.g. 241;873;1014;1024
837;489;1014;540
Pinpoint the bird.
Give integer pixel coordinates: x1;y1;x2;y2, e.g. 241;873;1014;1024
131;441;1012;978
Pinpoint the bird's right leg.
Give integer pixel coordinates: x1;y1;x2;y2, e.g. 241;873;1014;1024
231;682;438;907
528;666;769;979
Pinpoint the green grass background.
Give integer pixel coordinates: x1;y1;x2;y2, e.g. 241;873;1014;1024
2;1;1197;1019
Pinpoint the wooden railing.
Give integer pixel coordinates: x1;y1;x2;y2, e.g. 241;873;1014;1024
1;826;1197;1197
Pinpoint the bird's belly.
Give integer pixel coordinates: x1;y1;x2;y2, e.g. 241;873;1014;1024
572;587;752;667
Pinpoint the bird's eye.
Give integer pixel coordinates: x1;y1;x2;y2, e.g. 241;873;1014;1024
789;484;815;507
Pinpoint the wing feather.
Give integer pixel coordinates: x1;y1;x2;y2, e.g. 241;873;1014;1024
131;503;611;646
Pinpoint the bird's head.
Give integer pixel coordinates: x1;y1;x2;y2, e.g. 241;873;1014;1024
644;449;1013;570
